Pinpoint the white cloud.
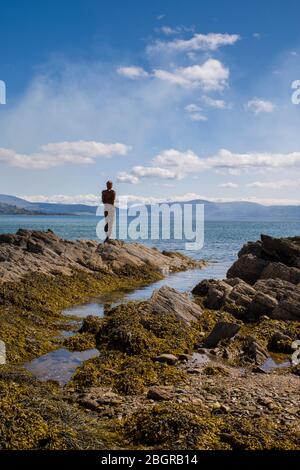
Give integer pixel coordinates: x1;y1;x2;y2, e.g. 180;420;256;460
117;66;149;79
154;59;229;91
148;32;240;54
219;182;239;188
209;149;300;170
117;172;139;184
153;69;191;87
117;59;229;91
159;26;177;35
157;25;195;36
189;113;208;121
0;140;131;169
202;95;227;109
185;103;207;121
246;98;275;114
185;103;201;113
153;148;204;171
131;165;179;179
253;33;261;39
247;179;300;189
117;147;300;184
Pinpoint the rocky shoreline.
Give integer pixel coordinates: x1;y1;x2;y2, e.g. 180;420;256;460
0;230;299;450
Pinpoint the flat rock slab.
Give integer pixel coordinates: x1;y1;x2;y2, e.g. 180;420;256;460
149;285;203;325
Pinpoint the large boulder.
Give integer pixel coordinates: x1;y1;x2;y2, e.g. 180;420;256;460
149;286;202;325
227;254;269;285
260;234;300;268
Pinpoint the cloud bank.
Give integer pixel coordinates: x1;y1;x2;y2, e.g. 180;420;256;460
0;141;130;169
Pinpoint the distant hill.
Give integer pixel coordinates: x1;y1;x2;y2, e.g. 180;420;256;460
0;202;44;215
0;194;300;221
0;194;97;215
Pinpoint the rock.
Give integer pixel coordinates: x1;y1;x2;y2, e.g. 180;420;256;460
194;235;300;323
238;240;263;258
186;367;201;374
254;278;300;321
291;340;300;351
247;292;278;319
78;398;99;411
211;402;221;411
220;404;230;413
26;240;44;254
227;254;269;285
268;332;293;354
154;353;178;365
147;386;172;401
259;315;270;322
0;340;6;365
260;234;300;268
202;321;240;348
148;286;202;325
260;262;300;285
79;386;122;410
0;229;203;283
178;353;192;362
192;279;232;309
96;239;203;275
252;366;268;374
244;337;269;365
79;315;103;335
192;278;257;318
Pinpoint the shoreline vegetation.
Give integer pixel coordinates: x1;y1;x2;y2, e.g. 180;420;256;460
0;230;299;450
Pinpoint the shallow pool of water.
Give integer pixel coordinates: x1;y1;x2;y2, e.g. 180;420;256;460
63;261;230;319
260;356;290;372
24;348;100;385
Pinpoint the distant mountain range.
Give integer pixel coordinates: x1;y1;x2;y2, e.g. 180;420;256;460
0;194;300;221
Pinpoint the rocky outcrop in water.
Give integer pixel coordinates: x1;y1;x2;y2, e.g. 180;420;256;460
0;229;203;282
193;234;300;321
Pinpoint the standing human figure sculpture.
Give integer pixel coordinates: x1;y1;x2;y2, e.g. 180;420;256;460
101;180;116;242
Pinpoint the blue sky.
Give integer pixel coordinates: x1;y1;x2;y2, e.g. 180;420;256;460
1;0;300;205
